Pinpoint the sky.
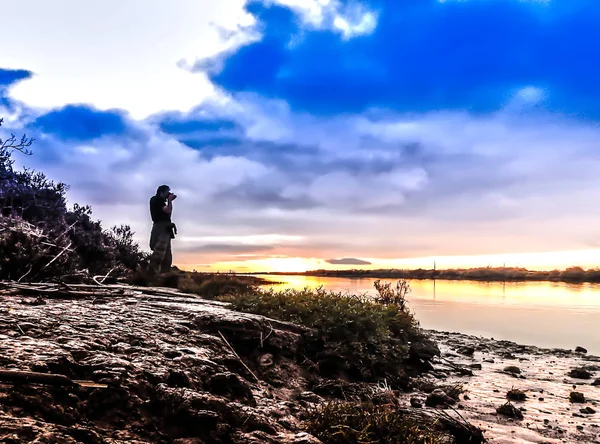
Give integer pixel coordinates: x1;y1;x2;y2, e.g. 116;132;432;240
2;0;600;272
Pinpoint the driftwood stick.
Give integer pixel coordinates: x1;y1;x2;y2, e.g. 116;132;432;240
92;267;116;286
39;242;72;271
217;330;259;382
55;221;78;242
0;370;107;388
17;265;33;283
0;370;74;386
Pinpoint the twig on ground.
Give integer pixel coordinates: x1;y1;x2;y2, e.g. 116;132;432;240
260;323;274;348
217;330;259;382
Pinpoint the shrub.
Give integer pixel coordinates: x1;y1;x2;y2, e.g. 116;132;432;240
0;118;147;281
373;279;411;309
219;284;423;384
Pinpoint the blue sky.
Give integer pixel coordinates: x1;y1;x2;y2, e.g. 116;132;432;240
2;0;600;271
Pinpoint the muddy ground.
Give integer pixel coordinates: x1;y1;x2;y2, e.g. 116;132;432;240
0;285;598;443
421;330;600;443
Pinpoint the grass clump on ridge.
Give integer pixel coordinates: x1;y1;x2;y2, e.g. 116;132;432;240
304;400;447;444
217;280;427;384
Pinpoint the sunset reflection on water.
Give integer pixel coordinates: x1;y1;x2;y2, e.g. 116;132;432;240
255;275;600;354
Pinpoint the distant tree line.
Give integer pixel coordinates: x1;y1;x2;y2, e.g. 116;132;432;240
264;266;600;284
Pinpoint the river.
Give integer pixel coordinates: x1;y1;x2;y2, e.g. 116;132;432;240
254;275;600;355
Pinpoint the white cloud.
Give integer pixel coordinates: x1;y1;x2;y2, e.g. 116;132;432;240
2;0;256;119
2;0;376;119
269;0;378;38
332;5;378;39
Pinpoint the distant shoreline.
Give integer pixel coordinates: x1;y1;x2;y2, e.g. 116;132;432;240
245;266;600;284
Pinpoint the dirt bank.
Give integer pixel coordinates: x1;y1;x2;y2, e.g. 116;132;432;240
2;283;592;443
0;285;322;443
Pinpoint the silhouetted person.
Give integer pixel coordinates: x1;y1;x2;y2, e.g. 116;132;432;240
149;185;177;275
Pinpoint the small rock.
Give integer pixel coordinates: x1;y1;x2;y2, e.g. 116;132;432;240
539;397;545;401
592;378;600;386
163;350;182;359
464;394;471;400
484;358;495;364
410;338;441;360
569;367;592;379
457;346;475;356
410;397;423;408
581;406;596;414
259;353;274;368
71;349;90;361
504;366;521;375
576;425;584;431
576;346;588;353
496;402;524;420
469;363;482;370
570;391;586;403
425;389;456;408
507;389;527;401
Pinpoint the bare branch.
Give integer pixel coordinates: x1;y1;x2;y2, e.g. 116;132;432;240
0;118;34;155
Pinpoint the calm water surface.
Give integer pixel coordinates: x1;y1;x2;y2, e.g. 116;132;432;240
254;275;600;355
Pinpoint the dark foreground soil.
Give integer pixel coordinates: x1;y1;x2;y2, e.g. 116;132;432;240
2;283;596;443
0;287;323;443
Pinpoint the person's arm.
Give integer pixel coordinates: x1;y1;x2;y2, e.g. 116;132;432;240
163;193;176;214
163;199;173;215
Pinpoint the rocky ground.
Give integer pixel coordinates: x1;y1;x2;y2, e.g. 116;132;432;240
0;286;326;443
420;330;600;443
0;283;596;443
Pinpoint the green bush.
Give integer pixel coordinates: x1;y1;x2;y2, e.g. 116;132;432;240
218;285;422;384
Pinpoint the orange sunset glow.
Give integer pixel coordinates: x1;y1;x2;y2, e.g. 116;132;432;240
174;248;600;273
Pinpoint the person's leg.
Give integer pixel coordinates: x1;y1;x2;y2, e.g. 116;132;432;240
160;238;172;274
149;233;169;275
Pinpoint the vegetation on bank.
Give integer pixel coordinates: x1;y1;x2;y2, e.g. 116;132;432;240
133;270;468;442
220;284;423;384
262;265;600;283
0;118;146;281
305;401;444;444
144;270;435;387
